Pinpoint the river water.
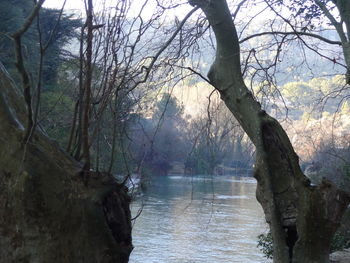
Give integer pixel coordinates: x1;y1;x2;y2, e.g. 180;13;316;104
129;175;270;263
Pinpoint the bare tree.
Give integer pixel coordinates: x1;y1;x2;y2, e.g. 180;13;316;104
0;0;203;261
188;0;350;262
0;1;133;262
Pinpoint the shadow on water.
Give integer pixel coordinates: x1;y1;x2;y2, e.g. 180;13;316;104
129;175;271;263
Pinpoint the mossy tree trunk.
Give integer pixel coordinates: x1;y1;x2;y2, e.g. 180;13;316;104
0;62;132;262
189;0;350;262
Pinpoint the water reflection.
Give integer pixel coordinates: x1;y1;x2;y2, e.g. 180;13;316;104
130;175;270;263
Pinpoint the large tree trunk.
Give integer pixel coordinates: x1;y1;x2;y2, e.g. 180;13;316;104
189;0;350;262
0;62;132;262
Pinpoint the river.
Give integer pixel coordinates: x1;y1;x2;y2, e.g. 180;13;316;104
129;175;270;263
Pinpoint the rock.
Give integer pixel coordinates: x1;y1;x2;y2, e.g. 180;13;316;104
330;249;350;263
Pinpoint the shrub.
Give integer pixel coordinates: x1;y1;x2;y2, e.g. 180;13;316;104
257;232;273;259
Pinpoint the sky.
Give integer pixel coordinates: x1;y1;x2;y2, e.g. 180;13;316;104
43;0;193;20
44;0;84;11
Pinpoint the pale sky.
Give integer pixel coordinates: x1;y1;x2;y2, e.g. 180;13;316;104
44;0;84;11
43;0;193;20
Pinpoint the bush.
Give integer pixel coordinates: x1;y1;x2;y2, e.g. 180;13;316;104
332;231;350;252
257;232;273;259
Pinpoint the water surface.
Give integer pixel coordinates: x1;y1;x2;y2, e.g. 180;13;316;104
130;175;270;263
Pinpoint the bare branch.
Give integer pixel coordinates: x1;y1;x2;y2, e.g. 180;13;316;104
314;0;348;43
12;0;46;38
132;6;200;88
11;0;46;143
232;0;249;20
240;30;342;46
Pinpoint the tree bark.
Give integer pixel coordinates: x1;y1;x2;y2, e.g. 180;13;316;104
189;0;350;262
81;0;94;172
0;62;132;262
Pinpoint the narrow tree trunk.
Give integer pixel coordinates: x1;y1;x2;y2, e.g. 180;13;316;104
189;1;350;262
0;62;132;262
82;0;94;172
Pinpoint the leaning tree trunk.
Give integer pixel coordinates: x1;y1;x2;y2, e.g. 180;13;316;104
189;0;350;262
0;62;132;262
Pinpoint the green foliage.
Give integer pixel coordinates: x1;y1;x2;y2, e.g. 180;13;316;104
279;75;348;120
0;0;36;76
41;90;75;146
152;93;184;121
257;232;273;259
140;93;188;175
38;8;81;86
331;210;350;252
331;231;350;252
185;146;214;175
341;164;350;192
341;101;350;115
0;0;81;86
